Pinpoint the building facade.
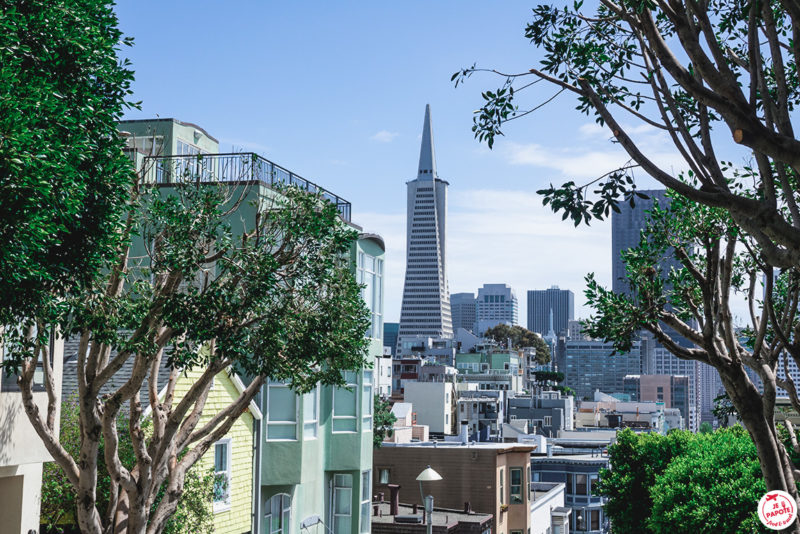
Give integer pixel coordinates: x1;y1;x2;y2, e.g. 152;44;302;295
475;284;518;335
373;443;535;534
397;105;453;356
527;287;574;337
563;340;641;401
451;292;477;333
623;374;688;430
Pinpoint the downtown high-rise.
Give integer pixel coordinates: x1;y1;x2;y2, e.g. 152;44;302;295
396;105;453;356
527;286;574;336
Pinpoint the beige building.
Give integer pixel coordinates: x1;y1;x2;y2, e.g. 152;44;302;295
0;333;64;533
373;442;535;534
403;381;456;437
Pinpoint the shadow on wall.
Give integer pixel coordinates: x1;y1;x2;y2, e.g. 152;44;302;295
0;393;20;466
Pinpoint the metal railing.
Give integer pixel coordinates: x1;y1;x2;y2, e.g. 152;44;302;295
143;152;352;222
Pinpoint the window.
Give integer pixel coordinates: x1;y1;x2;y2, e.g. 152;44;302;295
510;468;523;504
543;416;552;427
379;468;390;484
566;473;573;494
363;371;373;431
333;474;353;534
213;439;232;511
303;388;318;439
1;330;53;392
360;471;371;533
265;493;291;534
357;252;383;339
590;510;600;531
499;468;504;505
266;381;297;440
589;474;598;496
576;474;588;495
333;371;358;432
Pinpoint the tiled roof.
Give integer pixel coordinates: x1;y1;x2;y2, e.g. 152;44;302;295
62;336;174;409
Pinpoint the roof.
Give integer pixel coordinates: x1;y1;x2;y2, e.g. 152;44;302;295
61;336;173;409
381;441;535;453
62;337;261;420
371;503;492;526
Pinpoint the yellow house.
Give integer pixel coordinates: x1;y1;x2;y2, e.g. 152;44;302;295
171;368;262;534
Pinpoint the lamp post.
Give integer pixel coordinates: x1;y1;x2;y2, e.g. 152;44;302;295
416;465;442;534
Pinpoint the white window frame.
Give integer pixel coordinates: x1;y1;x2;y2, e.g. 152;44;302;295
360;470;371;533
213;438;233;513
304;387;319;440
363;371;373;431
264;493;292;534
332;473;353;534
266;381;298;441
333;371;359;433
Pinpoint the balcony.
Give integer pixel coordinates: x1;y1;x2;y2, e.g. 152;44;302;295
143;152;352;222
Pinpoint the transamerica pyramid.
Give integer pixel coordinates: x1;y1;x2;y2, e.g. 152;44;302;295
396;105;453;357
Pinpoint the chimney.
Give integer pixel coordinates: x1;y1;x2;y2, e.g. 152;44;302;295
460;422;469;444
388;484;400;516
546;442;553;457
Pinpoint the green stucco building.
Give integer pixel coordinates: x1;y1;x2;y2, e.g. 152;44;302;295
118;118;383;534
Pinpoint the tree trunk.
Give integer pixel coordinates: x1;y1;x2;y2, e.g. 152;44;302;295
719;366;800;533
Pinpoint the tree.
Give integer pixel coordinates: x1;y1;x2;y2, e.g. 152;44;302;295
0;0;136;323
2;155;371;534
454;2;800;271
575;193;800;521
483;324;551;364
41;397;213;534
597;427;766;534
595;428;694;534
699;421;713;434
373;395;396;448
648;427;766;533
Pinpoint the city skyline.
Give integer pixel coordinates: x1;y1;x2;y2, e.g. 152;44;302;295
116;3;752;326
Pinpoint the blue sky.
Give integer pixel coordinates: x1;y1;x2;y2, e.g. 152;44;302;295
117;2;748;325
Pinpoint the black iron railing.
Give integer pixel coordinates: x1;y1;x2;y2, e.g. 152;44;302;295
143;152;352;222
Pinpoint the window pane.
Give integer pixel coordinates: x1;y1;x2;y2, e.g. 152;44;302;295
214;443;226;471
379;469;389;484
334;387;356;417
269;386;296;421
362;471;371;500
576;474;587;495
335;488;352;515
591;510;600;530
304;389;317;422
333;418;357;432
268;424;296;440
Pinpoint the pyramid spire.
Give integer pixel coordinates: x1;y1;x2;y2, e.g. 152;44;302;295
417;104;437;180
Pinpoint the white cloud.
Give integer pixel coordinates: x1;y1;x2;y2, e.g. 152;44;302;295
370;130;399;143
356;188;612;325
501;122;688;183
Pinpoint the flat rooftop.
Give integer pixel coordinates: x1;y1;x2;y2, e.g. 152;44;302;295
380;441;535;452
371;503;492;526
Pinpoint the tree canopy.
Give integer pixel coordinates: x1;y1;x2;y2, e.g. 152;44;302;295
455;1;800;268
598;427;767;534
0;0;136;323
483;323;551;364
3;158;370;534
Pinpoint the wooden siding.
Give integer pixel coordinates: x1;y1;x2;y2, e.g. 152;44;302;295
175;369;254;534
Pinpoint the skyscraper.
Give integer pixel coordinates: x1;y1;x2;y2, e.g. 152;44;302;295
451;292;477;333
611;189;681;295
475;284;518;335
527;286;574;336
396;105;452;356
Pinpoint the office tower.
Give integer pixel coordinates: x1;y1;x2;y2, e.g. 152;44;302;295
527;286;574;336
474;284;518;335
563;339;642;400
450;292;477;333
396;105;452;356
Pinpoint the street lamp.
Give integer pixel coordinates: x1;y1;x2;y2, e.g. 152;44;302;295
416;465;443;534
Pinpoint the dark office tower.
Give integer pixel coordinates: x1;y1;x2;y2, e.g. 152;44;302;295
450;292;477;333
527;286;574;336
396;105;453;356
611;189;683;295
